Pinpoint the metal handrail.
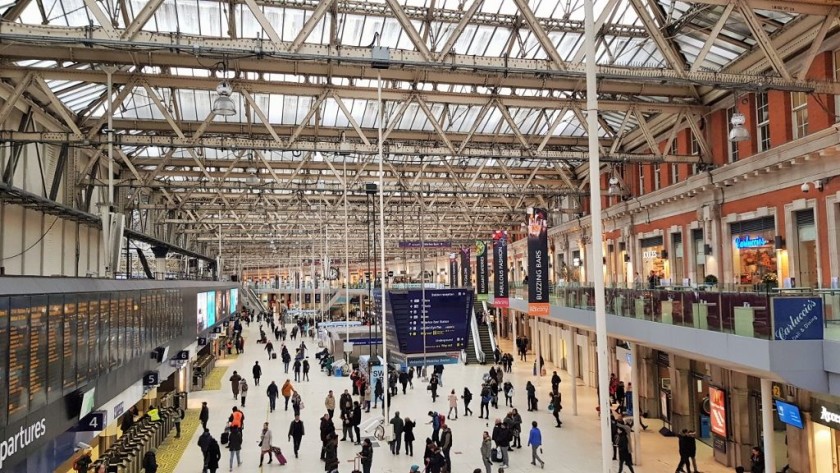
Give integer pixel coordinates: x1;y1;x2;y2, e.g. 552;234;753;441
470;306;486;363
482;300;498;356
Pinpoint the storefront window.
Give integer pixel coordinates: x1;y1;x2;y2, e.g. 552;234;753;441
732;231;777;286
641;236;665;285
672;233;684;285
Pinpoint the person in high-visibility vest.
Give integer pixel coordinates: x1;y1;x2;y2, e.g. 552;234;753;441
147;405;161;422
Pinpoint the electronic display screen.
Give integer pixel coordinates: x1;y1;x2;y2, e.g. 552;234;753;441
76;298;89;386
196;292;207;333
230;288;238;316
776;400;803;429
0;297;8;426
64;295;78;391
207;291;217;328
382;289;473;354
80;388;96;420
29;296;47;411
47;296;62;398
8;296;30;421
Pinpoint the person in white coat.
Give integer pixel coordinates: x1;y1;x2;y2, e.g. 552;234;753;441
259;422;274;467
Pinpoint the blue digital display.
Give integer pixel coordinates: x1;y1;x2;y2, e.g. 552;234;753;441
775;400;803;429
379;289;473;355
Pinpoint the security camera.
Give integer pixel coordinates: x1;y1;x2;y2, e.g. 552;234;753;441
801;182;810;193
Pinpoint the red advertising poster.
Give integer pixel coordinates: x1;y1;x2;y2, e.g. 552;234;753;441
710;386;727;437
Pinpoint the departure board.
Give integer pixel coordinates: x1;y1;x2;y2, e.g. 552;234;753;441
8;296;30;421
99;295;110;372
385;289;473;354
140;293;149;352
29;296;47;411
120;295;130;365
0;297;8;426
47;296;63;397
130;297;139;359
76;298;89;386
63;295;77;391
109;297;119;369
88;296;100;378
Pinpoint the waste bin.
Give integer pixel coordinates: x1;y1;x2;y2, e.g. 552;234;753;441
700;414;710;438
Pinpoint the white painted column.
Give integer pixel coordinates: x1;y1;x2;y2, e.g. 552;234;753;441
760;378;777;473
569;329;578;415
631;342;641;465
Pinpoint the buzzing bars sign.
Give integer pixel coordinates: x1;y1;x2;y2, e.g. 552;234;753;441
527;207;550;316
476;240;489;300
492;231;509;308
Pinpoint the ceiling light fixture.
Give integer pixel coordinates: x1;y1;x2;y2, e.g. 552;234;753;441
608;176;621;196
728;94;749;143
213;80;236;116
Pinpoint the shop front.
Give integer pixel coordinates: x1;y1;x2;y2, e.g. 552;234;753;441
811;397;840;473
640;236;666;285
730;217;777;290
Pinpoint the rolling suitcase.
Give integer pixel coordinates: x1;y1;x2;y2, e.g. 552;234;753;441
351;456;362;473
271;446;287;465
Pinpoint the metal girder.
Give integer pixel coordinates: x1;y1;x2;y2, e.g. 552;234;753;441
2;131;700;163
796;6;840;80
0;66;706;113
629;0;687;77
289;0;333;53
48;143;68;201
121;0;165;40
0;72;33;124
689;0;839;16
384;0;434;62
0;25;835;95
435;0;484;61
1;0;33;20
691;2;734;73
243;0;284;47
82;0;116;35
736;0;793;81
511;0;566;70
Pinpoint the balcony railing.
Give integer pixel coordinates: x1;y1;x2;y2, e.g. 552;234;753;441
508;284;840;341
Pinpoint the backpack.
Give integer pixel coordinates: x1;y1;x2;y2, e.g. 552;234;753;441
180;408;185;420
438;414;446;427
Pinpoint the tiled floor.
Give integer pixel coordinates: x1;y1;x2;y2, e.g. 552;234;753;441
172;321;737;473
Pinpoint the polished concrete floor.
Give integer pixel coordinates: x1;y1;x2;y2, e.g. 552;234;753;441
173;321;741;473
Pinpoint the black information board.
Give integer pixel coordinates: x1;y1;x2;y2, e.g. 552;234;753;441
47;296;63;398
63;294;77;392
0;297;8;426
385;289;473;354
76;298;89;386
29;296;47;411
8;296;30;421
99;295;110;374
88;296;100;379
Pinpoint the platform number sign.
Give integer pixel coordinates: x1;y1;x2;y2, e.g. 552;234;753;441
143;371;160;387
77;411;106;432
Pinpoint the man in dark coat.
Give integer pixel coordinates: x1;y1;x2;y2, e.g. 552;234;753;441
199;402;209;430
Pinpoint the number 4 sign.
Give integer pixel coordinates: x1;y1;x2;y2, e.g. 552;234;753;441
77;411;106;432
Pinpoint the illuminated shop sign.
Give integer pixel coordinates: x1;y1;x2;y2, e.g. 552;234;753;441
642;250;659;259
812;399;840;430
734;235;768;249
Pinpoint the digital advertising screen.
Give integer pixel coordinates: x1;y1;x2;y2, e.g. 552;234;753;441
196;292;208;333
384;289;473;355
230;288;239;315
207;291;217;327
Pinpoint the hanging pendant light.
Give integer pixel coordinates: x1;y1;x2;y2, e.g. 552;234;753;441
728;110;749;142
212;80;236;116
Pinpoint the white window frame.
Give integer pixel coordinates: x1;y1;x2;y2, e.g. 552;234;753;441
654;163;661;190
638;165;644;195
756;92;770;152
791;91;808;139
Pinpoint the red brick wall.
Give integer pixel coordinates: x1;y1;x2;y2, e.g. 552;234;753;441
769;91;792;148
805;52;836;133
738;94;758;156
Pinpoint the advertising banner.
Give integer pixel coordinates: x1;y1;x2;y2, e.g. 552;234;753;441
449;253;458;287
527;207;550;316
476;240;489;300
492;230;509;308
772;296;824;340
709;386;727;437
399;241;452;249
460;246;472;287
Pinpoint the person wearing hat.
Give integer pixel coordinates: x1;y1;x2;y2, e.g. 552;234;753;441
142;448;158;473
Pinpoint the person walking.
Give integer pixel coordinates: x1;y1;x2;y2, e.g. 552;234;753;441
550;392;562;427
325;390;336;419
258;422;273;467
252;362;262;386
288;415;304;458
352;402;363;446
302;359;310;381
390;411;405;455
172;404;184;438
480;385;491;419
509;409;522;448
267;381;279;413
399;370;409;394
480;431;493;473
440;424;453;469
617;428;635;473
293;359;301;382
291;391;302;417
142;448;158;473
229;371;242;400
427;411;442;444
319;414;336;461
403;416;415;456
239;379;249;407
447;389;459;420
491;419;511;468
281;380;294;411
265;341;274;360
227;426;243;470
198;428;212;469
282;347;291;373
525;381;537;412
205;435;222;473
429;373;439;402
323;434;339;473
374;378;384;408
228;407;244;430
502;381;514;407
199;402;209;430
358;438;374;473
462;387;473;416
675;429;697;473
551;371;561;395
527;421;545;468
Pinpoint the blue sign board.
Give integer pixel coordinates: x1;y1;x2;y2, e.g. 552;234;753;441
775;400;803;429
772;297;823;340
405;354;461;367
380;289;473;355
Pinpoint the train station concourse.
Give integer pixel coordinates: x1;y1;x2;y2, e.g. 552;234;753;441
1;0;840;472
